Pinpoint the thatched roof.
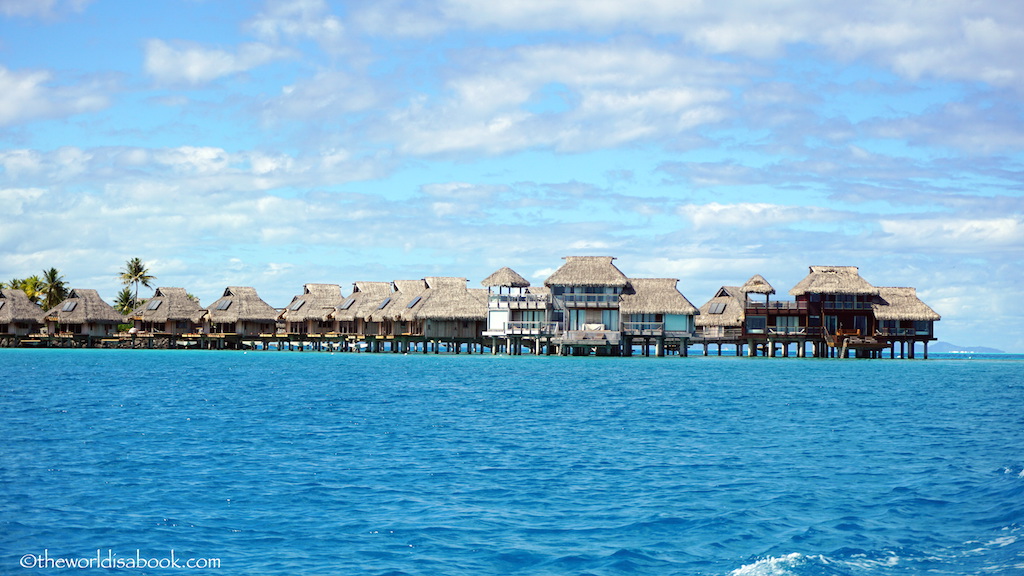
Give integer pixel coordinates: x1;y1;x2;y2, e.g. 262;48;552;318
367;280;428;322
873;287;941;321
789;266;879;296
333;281;392;322
741;274;775;295
481;267;531;287
280;284;345;322
544;256;629;287
619;278;699;315
205;287;278;323
43;289;124;324
130;287;204;323
404;277;487;321
0;289;44;324
694;286;745;327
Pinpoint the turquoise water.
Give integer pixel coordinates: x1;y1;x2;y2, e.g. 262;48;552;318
2;349;1022;575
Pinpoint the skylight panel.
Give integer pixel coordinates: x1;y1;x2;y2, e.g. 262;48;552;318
406;296;422;308
147;299;162;310
62;301;77;312
216;300;232;310
709;302;726;314
289;299;305;311
376;297;391;310
338;297;355;310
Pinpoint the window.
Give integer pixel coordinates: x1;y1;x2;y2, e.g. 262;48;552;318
289;299;305;311
746;316;766;334
708;302;726;314
376;297;391;310
406;296;422;308
338;297;355;310
215;300;232;310
147;299;162;310
62;301;77;312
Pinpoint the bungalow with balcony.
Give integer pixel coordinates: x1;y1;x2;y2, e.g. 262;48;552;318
43;289;124;340
619;278;699;356
787;266;882;357
204;287;278;340
0;288;44;345
280;284;345;335
873;287;941;358
481;267;555;353
544;256;629;355
130;287;204;335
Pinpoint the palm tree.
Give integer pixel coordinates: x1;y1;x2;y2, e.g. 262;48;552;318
40;267;69;310
18;276;44;306
114;287;137;315
118;257;155;310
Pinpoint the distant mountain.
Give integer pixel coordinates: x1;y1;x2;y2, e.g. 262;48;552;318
925;341;1007;354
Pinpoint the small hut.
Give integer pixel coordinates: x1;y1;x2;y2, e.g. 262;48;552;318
619;278;699;335
204;287;278;336
43;289;124;337
333;281;393;336
280;284;345;335
129;287;204;335
405;277;487;339
740;274;775;306
695;286;746;339
366;280;428;337
873;287;941;338
0;288;45;337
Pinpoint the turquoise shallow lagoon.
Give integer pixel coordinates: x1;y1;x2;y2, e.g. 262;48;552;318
2;349;1023;575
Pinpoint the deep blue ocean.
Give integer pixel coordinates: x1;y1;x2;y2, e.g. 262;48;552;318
2;349;1023;576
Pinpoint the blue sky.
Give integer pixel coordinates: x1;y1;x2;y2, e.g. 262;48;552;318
1;0;1022;351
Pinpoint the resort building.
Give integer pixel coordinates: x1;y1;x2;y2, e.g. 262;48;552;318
0;288;44;343
129;287;204;335
280;284;345;335
334;281;392;338
204;287;278;337
619;278;699;356
43;289;124;338
5;256;941;357
482;267;554;351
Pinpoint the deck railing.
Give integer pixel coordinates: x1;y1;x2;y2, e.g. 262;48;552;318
746;301;807;311
502;321;561;335
488;294;551;308
556;294;620;306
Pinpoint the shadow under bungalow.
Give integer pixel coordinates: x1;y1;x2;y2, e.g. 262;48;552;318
0;257;940;359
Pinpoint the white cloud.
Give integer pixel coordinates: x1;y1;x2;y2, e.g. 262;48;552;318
0;66;109;126
0;0;90;18
247;0;351;55
143;40;288;85
879;217;1024;251
677;202;832;229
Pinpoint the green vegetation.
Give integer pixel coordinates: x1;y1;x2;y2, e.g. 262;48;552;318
118;257;156;311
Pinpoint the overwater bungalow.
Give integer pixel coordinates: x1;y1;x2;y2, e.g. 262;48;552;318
409;277;488;343
619;278;699;356
129;287;204;335
482;267;554;345
334;281;393;339
695;286;746;341
43;289;124;339
280;284;345;335
872;286;941;358
204;287;278;338
545;256;629;353
0;288;44;344
367;280;429;339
